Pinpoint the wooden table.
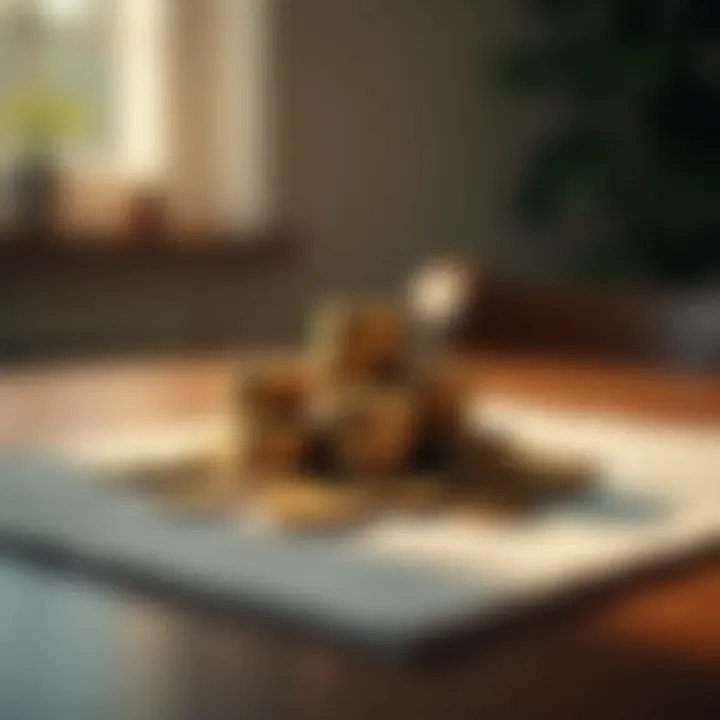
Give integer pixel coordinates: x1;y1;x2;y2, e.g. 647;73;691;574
0;354;717;719
0;549;718;720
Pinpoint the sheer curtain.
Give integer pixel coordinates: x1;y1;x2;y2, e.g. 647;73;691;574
167;0;274;235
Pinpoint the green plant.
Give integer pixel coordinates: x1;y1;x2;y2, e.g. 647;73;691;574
495;0;720;285
0;85;88;151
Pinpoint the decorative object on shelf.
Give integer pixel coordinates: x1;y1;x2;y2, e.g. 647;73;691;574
668;289;720;371
125;188;169;242
0;5;90;239
8;150;60;236
0;88;86;237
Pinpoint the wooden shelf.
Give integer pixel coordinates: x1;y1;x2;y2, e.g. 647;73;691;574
0;229;297;272
0;230;301;364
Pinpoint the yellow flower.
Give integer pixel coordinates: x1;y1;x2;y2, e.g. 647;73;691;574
0;86;88;145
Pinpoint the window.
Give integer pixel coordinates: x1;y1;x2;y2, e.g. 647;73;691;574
0;0;114;160
0;0;273;236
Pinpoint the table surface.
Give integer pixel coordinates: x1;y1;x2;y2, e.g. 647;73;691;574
1;551;718;720
0;354;718;719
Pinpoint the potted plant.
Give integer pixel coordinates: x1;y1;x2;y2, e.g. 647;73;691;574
0;85;86;239
494;0;720;289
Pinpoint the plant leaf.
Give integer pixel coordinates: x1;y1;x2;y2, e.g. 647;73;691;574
516;129;619;225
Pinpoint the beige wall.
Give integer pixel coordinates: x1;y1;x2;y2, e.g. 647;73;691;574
276;0;553;292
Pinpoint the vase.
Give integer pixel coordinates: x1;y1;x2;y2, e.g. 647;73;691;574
10;153;60;240
668;289;720;372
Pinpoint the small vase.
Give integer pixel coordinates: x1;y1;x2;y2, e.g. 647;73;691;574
11;153;60;240
668;290;720;372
